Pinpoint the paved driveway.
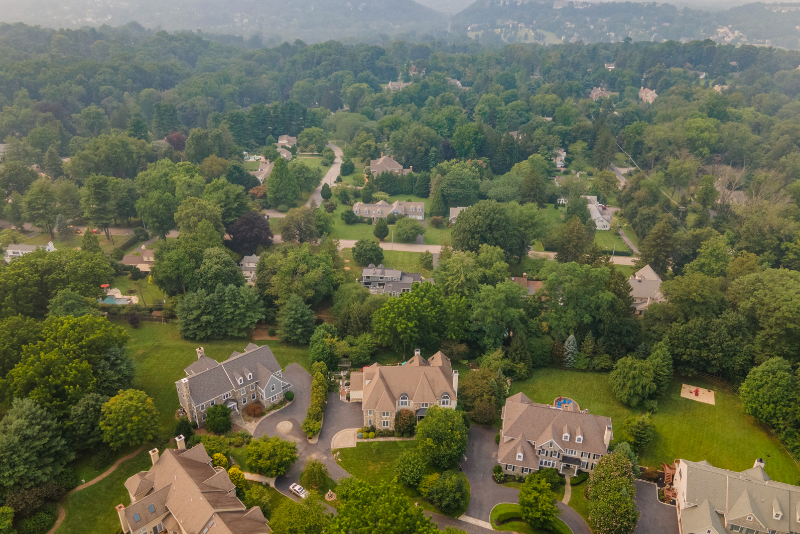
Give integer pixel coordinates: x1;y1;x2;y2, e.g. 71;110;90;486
462;425;592;534
635;480;679;534
318;393;363;452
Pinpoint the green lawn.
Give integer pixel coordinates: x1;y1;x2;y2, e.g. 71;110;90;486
509;368;800;483
296;155;330;176
22;231;120;254
593;231;630;253
621;224;640;249
57;449;153;534
125;322;311;436
566;482;591;525
335;441;469;517
490;503;572;534
243;160;260;171
229;446;248;470
111;275;166;307
340;249;433;279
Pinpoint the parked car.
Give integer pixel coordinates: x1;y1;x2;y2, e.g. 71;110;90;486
289;483;308;498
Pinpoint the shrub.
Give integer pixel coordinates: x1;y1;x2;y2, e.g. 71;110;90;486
425;472;468;514
533;467;564;488
300;459;330;490
175;417;195;440
420;251;434;270
200;434;231;457
206;404;233;434
429;216;444;228
323;201;336;213
301;418;322;436
228;467;246;495
111;248;124;260
226;430;252;447
394;409;417;436
494;508;522;524
386;213;397;225
368;432;375;439
341;210;358;224
212;453;229;469
5;484;65;519
572;470;590;486
245;402;266;417
495;433;501;444
419;473;439;497
16;502;58;534
277;204;289;212
53;467;79;492
285;391;295;401
640;468;660;483
134;227;149;240
394;217;425;243
301;371;327;437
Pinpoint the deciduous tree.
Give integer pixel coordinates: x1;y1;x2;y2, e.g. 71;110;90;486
519;475;560;529
99;389;159;450
415;405;468;470
246;436;298;477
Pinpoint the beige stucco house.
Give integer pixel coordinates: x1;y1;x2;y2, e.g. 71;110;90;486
352;199;425;221
116;438;271;534
176;344;290;427
629;265;665;315
369;155;412;175
674;458;800;534
349;349;458;430
498;392;612;476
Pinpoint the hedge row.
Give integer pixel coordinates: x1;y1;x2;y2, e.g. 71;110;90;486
301;370;327;438
494;509;523;524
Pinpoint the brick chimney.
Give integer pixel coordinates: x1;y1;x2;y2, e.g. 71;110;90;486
116;504;129;533
196;347;205;359
604;426;613;449
149;448;159;466
754;458;765;469
176;435;186;450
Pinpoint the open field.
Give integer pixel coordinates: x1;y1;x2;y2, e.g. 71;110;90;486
509;368;800;484
594;231;631;253
335;440;470;517
340;248;434;278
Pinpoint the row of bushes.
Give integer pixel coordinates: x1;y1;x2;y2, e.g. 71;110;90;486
301;362;328;438
493;507;523;524
185;431;253;457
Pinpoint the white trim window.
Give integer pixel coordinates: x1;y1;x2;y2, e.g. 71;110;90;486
516;452;523;461
441;394;450;406
271;384;276;392
399;394;408;407
381;411;391;417
250;384;255;391
200;403;206;411
540;459;555;468
563;433;570;441
240;388;246;395
382;420;390;428
242;397;247;405
251;393;256;400
210;399;215;406
565;449;577;456
238;378;243;385
247;373;252;380
368;410;373;415
420;403;429;408
576;436;583;444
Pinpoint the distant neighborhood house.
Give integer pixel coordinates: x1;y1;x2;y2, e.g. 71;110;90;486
360;263;426;295
581;195;611;230
239;254;259;285
629;265;664;315
499;392;612;476
385;81;412;91
349;349;458;430
276;135;297;147
352;199;425;221
4;241;56;263
673;458;800;534
590;87;617;101
117;440;271;534
120;245;156;273
370;154;413;176
176;344;290;427
639;87;658;104
508;273;543;296
449;206;469;223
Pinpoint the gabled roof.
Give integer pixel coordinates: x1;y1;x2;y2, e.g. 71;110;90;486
680;499;726;534
355;353;456;410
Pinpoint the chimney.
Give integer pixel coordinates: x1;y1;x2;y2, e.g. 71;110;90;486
754;458;765;469
453;370;459;393
176;435;186;450
414;348;421;357
149;448;159;466
409;166;413;172
196;347;205;359
116;504;129;533
604;426;613;449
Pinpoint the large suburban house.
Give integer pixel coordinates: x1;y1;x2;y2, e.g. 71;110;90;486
116;439;271;534
498;392;612;476
581;195;611;230
640;87;658;104
369;155;412;176
673;458;800;534
239;255;259;285
352;199;425;221
360;263;425;295
629;265;665;315
449;206;469;224
4;241;56;262
385;81;412;91
590;87;617;101
121;245;156;273
276;135;297;147
176;344;290;427
349;349;458;430
508;273;543;296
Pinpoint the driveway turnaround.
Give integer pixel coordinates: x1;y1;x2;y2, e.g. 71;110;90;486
461;425;593;534
635;480;680;534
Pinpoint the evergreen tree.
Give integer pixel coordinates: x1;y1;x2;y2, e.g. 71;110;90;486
321;183;332;200
428;147;438;170
593;123;616;170
81;231;102;253
277;293;317;344
44;145;63;178
373;218;389;240
126;113;150;141
581;332;596;359
56;214;71;244
362;180;375;204
429;187;446;218
556;216;591;263
267;158;300;208
564;334;578;367
340;156;355;176
637;217;674;277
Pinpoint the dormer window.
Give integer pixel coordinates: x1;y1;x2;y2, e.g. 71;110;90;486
516;452;523;461
238;378;243;385
549;442;553;448
399;394;408;407
563;434;570;441
441;394;450;406
247;373;252;380
576;436;583;444
775;512;782;520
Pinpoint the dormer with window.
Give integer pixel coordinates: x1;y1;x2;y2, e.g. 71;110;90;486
563;433;570;442
399;394;408;407
576;435;583;444
237;377;243;385
516;452;524;461
247;373;252;380
441;393;450;406
773;499;783;520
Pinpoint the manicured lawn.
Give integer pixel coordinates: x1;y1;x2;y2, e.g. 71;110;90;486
57;449;153;534
593;231;630;253
111;274;166;307
296;155;330;176
335;440;469;517
566;482;592;525
340;249;433;278
229;446;248;469
621;224;640;248
124;322;311;436
509;368;800;483
490;503;572;534
22;231;120;254
243;160;260;171
502;479;566;501
68;445;140;484
614;265;635;277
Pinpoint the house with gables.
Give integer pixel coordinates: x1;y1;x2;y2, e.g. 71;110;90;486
116;438;271;534
175;344;290;427
349;349;458;430
498;392;612;476
674;458;800;534
352;199;425;221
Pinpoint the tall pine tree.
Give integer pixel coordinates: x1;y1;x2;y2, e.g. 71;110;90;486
564;334;578;368
44;145;63;178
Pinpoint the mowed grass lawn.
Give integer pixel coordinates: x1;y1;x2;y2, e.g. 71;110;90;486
335;441;470;517
124;322;311;435
510;368;800;484
111;275;167;307
57;449;153;534
340;248;434;278
490;503;572;534
593;231;630;253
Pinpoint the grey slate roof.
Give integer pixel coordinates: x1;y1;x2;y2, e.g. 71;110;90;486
178;345;283;406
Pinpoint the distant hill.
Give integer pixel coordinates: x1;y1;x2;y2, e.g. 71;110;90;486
0;0;447;42
452;0;800;49
415;0;476;13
